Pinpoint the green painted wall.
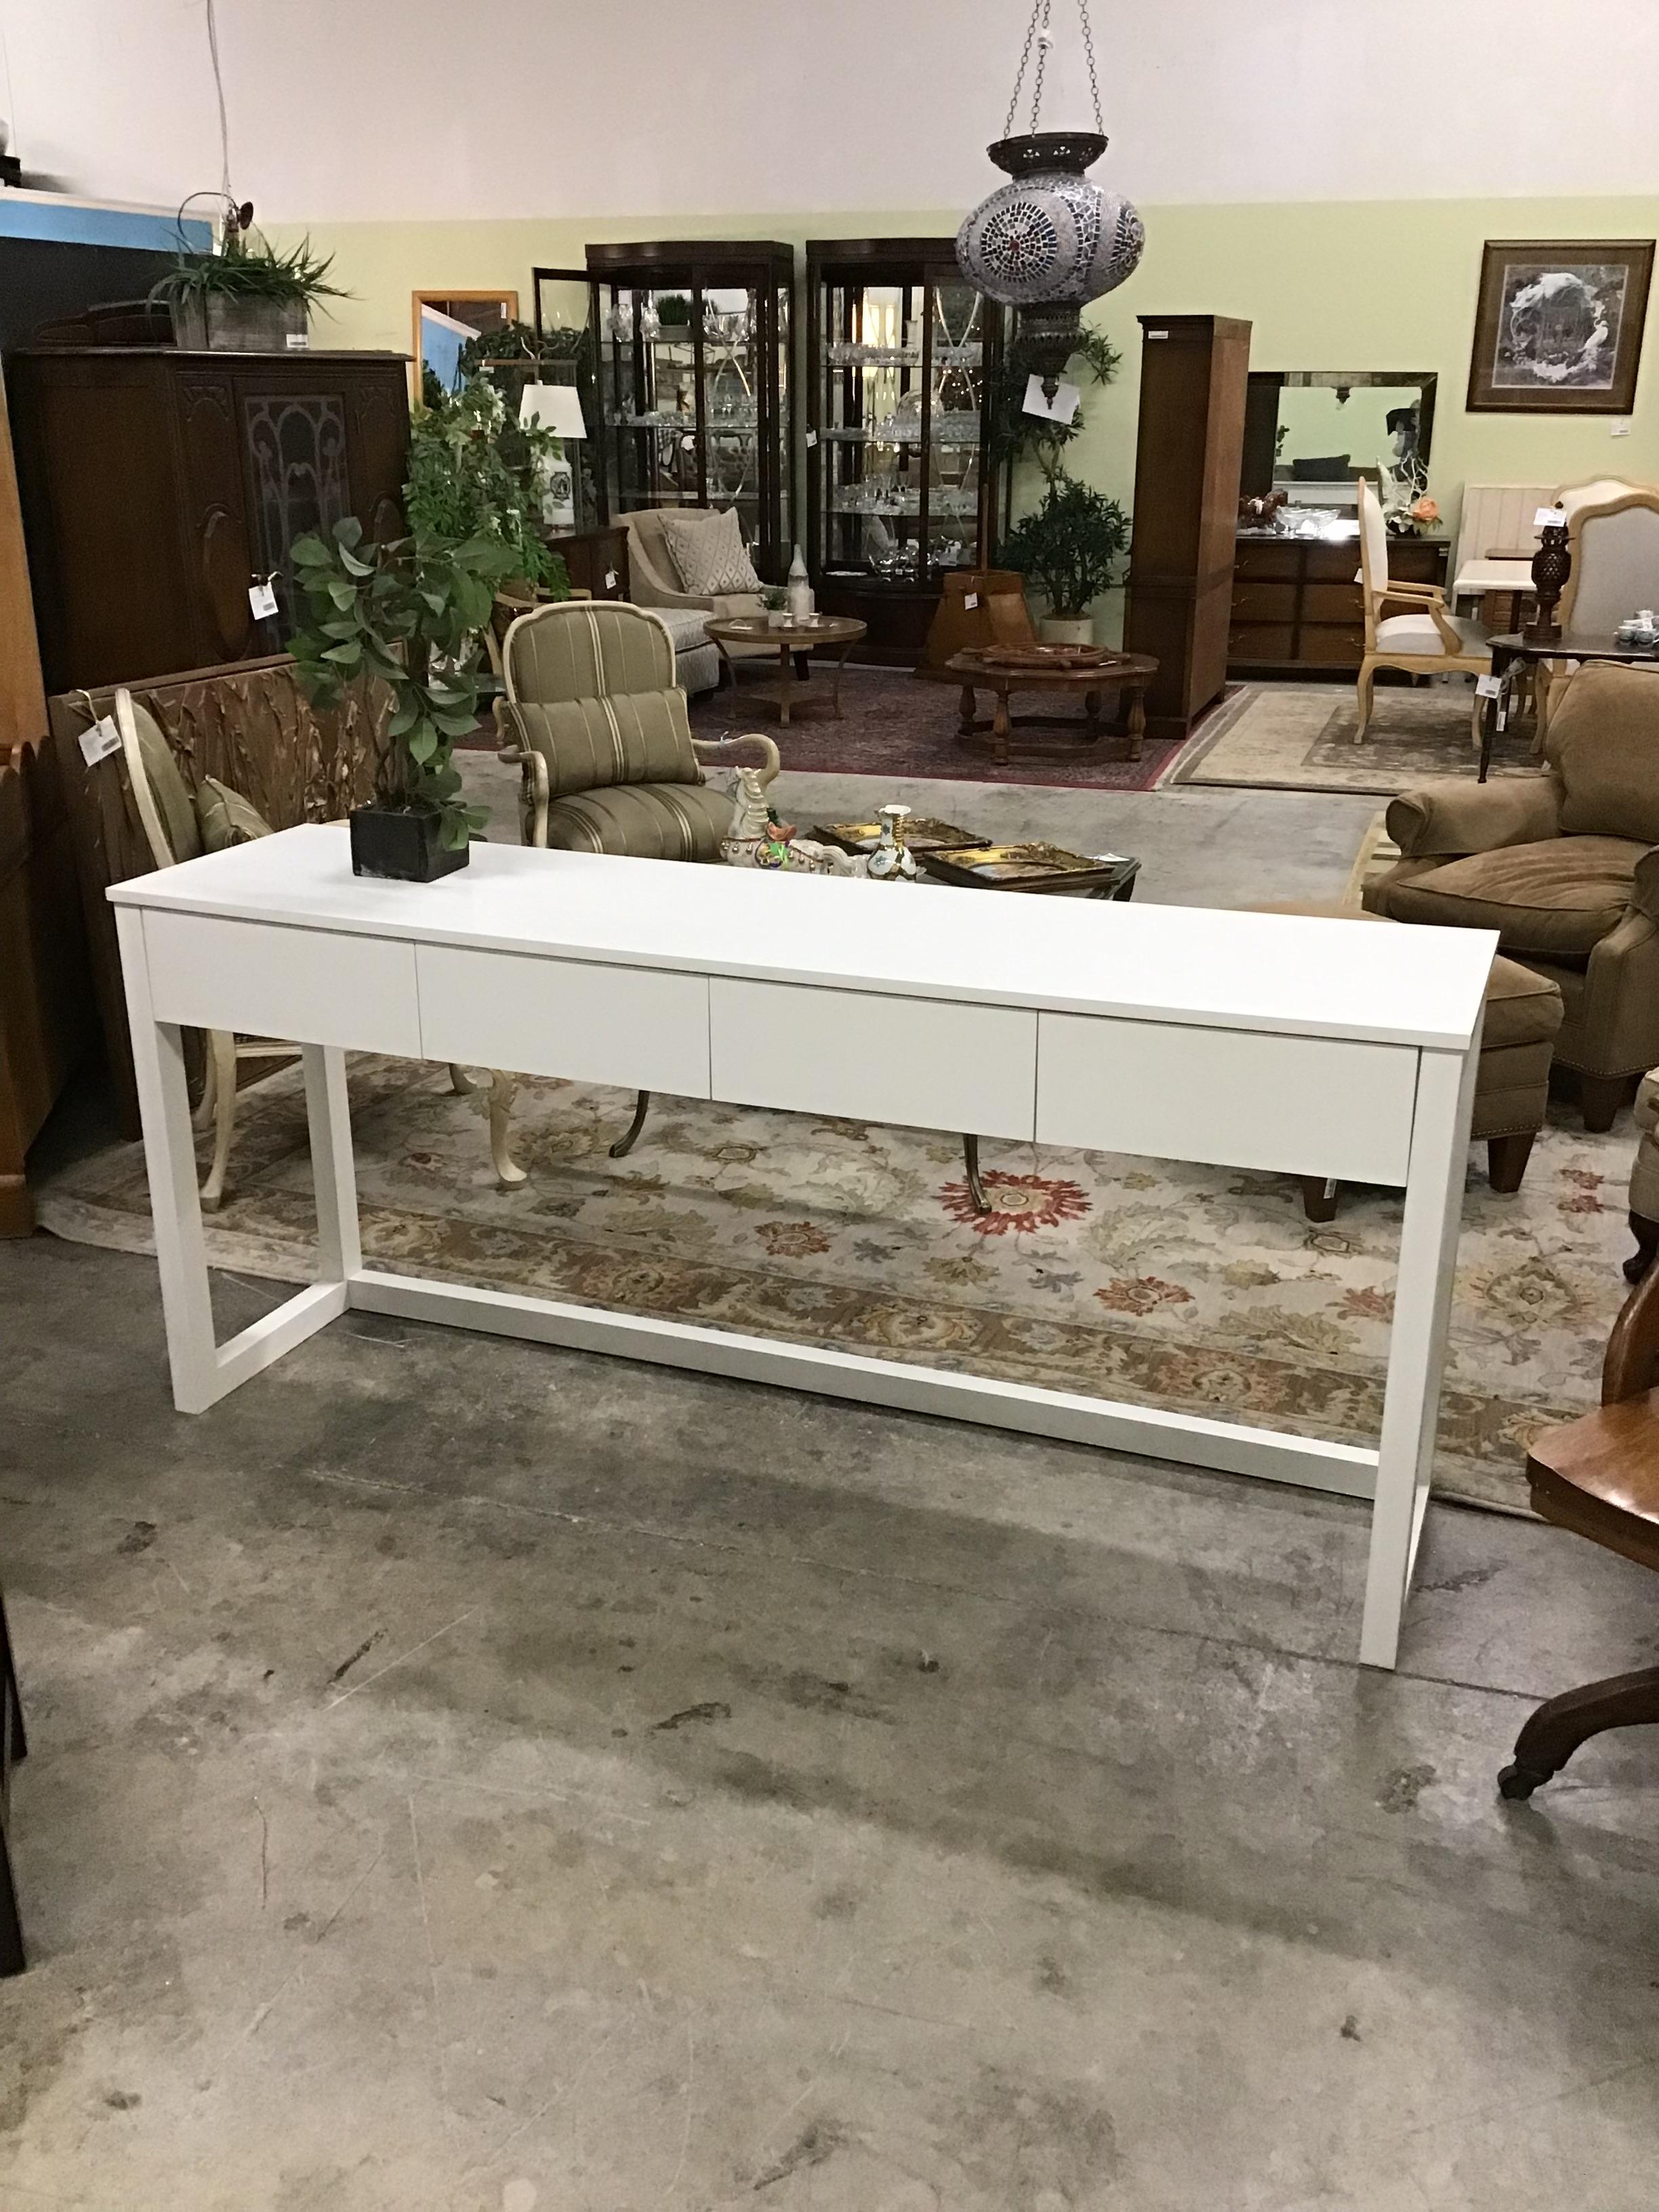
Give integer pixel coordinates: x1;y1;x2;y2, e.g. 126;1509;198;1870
279;197;1659;630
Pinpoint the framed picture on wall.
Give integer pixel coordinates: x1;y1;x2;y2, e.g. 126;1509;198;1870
1467;240;1654;413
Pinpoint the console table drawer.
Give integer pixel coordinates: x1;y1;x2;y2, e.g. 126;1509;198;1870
417;945;710;1095
1037;1015;1417;1184
142;912;421;1055
710;979;1036;1139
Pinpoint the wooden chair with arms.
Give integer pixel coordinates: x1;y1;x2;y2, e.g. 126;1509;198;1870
1534;482;1659;740
1498;1261;1659;1799
1355;478;1491;743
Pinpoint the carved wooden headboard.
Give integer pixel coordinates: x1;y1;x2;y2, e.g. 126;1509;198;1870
49;656;387;1138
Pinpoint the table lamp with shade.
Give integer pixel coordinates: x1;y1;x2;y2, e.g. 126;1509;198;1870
519;382;587;531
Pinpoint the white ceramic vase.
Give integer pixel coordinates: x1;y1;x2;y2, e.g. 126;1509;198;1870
1038;615;1095;647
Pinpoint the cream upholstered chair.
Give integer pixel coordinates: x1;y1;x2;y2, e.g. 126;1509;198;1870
621;506;771;668
495;598;776;855
113;689;523;1204
1534;482;1659;736
1355;478;1492;742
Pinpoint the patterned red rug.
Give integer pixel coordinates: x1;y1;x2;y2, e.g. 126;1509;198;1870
688;663;1203;792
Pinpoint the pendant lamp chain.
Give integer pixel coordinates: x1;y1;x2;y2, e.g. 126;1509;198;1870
1002;0;1105;140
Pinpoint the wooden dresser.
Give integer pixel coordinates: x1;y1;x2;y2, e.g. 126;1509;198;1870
1230;531;1450;676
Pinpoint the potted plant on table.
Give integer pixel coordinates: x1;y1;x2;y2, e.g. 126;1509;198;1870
151;211;346;351
288;518;518;882
999;472;1130;646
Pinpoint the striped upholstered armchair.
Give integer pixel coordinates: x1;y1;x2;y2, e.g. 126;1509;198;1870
493;600;777;858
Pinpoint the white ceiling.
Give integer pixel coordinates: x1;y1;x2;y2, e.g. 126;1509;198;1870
3;0;1655;218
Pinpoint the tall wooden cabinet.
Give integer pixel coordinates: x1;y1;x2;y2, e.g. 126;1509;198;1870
7;347;410;693
1123;315;1252;741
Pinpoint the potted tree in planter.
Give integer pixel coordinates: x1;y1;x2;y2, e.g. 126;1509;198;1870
288;518;518;882
151;220;346;352
1000;472;1130;646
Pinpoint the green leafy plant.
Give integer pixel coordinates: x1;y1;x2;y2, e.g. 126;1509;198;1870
655;293;693;326
999;473;1130;621
405;378;571;595
150;228;346;310
289;518;519;849
989;324;1121;470
759;584;789;611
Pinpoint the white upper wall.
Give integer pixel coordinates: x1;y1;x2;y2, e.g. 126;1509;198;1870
3;0;1654;220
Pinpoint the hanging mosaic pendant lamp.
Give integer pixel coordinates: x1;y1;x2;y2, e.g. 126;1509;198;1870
956;0;1143;392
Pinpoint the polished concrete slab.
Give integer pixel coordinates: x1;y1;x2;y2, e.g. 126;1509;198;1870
1;1231;1657;2211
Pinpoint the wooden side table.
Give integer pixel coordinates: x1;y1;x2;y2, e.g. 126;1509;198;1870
705;615;866;726
947;651;1159;765
1480;631;1659;781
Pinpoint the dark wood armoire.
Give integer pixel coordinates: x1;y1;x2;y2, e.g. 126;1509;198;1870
1123;315;1252;741
6;348;411;693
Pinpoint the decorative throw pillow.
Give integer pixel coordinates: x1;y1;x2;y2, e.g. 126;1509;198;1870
194;775;274;853
657;506;762;596
1553;661;1659;845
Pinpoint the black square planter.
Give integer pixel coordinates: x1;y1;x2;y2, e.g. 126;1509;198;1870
350;804;469;883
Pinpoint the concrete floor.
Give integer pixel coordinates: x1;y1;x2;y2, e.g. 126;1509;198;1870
3;775;1657;2209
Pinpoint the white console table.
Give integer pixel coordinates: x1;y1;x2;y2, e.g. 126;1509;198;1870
110;825;1496;1668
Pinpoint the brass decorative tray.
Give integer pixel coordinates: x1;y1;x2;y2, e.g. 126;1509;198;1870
815;816;988;854
918;842;1140;890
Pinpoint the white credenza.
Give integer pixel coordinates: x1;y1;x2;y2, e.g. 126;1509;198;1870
111;826;1496;1668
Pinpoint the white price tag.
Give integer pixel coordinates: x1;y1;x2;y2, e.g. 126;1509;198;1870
1475;672;1502;698
1534;506;1563;529
605;569;618;590
284;331;309;350
77;714;122;766
805;429;818;448
962;592;979;611
249;580;279;620
1023;374;1081;425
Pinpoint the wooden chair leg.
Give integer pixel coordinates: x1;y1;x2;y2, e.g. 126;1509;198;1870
1355;660;1377;742
1486;1131;1535;1193
0;1826;22;1978
1626;1210;1659;1286
962;1134;991;1216
1299;1176;1340;1223
1;1595;24;1975
1580;1073;1629;1133
611;1090;652;1160
487;1073;526;1187
199;1029;239;1213
1499;1665;1659;1799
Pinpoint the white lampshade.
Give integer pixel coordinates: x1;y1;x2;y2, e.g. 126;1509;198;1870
519;382;587;438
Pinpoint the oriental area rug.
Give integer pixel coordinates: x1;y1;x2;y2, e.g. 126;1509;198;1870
1165;680;1542;796
37;1057;1637;1518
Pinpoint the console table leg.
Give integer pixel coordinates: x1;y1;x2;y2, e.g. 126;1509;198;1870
991;693;1012;766
1126;683;1146;762
115;908;220;1414
1361;1045;1479;1668
958;684;977;735
304;1047;362;1278
611;1090;652;1159
962;1134;991;1216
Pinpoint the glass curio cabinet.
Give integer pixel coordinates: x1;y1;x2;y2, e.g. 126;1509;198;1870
583;240;795;583
806;239;1004;662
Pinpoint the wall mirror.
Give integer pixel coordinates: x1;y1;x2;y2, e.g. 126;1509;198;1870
1240;371;1438;508
411;289;518;400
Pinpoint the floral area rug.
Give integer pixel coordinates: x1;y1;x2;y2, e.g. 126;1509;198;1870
36;1059;1639;1517
1166;680;1541;796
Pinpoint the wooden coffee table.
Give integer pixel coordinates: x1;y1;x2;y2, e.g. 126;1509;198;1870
947;649;1159;765
706;614;867;726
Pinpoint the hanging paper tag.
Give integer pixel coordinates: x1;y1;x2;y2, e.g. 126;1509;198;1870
1023;375;1081;425
1534;506;1563;529
1475;672;1502;698
805;429;818;448
963;592;980;611
605;569;618;590
249;579;279;620
77;714;122;766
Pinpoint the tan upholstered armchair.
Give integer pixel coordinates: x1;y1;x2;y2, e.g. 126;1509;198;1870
1365;661;1659;1128
494;599;777;857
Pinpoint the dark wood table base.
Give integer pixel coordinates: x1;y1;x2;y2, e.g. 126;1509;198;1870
947;653;1158;769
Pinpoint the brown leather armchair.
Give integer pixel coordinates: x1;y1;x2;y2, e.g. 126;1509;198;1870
1365;661;1659;1129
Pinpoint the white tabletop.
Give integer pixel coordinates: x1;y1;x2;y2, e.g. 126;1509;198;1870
110;824;1496;1051
1454;558;1536;598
